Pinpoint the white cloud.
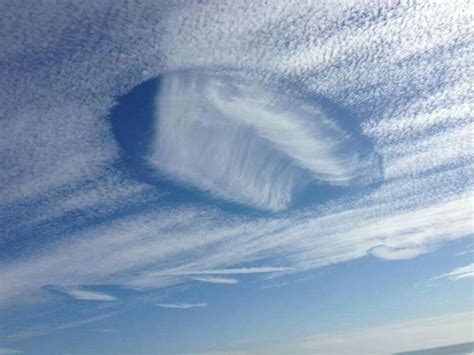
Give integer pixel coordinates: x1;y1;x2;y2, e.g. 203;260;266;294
156;302;207;309
54;287;117;301
368;245;428;260
55;312;118;331
169;267;292;276
457;249;474;256
435;263;474;281
191;276;239;285
0;0;472;330
150;71;378;211
1;192;470;306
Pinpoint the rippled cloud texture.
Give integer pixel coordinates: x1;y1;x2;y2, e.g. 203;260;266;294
0;0;473;353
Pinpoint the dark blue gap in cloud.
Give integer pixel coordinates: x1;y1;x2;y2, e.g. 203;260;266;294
110;75;271;216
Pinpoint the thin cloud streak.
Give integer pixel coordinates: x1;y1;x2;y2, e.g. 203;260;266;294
156;303;207;309
0;193;471;305
191;276;239;285
169;267;292;276
6;312;118;341
55;287;118;301
434;263;474;281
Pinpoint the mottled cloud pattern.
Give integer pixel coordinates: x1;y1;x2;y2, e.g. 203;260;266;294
0;0;472;314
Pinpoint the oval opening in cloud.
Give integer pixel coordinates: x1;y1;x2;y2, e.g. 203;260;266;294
111;70;381;211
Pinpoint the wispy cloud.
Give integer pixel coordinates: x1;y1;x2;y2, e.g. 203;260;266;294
0;193;471;305
434;263;474;281
54;287;117;301
456;249;474;256
170;267;292;276
191;276;239;285
6;312;118;341
156;303;207;309
0;349;23;354
151;71;379;210
55;312;118;331
293;312;474;355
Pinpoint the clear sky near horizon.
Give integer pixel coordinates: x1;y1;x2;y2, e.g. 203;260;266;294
0;1;473;354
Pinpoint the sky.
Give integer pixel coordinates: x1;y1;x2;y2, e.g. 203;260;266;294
0;1;473;354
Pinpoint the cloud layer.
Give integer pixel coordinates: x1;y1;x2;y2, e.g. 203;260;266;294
0;0;472;335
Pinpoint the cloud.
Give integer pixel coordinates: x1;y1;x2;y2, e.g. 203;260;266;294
150;71;379;210
0;349;23;354
368;245;428;260
0;0;472;334
6;312;118;340
191;276;239;285
435;263;474;281
55;312;118;331
156;303;207;309
169;267;292;276
0;193;471;305
294;312;474;355
53;287;117;301
457;249;474;256
192;312;474;354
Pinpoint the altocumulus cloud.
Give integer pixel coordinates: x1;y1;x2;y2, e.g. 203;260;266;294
0;0;472;336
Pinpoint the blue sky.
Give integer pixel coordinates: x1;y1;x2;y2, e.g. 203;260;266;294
0;1;473;354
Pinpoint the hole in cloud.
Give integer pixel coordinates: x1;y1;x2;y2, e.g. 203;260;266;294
111;70;381;211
